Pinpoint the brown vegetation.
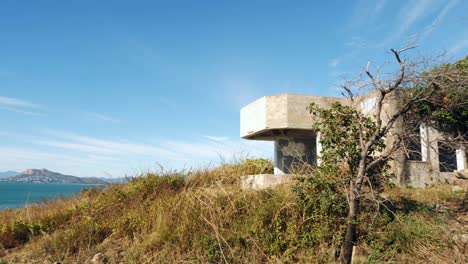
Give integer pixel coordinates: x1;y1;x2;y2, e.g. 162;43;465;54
0;159;466;263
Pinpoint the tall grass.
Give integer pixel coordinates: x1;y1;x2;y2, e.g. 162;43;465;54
0;159;465;263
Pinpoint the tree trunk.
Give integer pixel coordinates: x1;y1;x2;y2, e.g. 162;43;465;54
339;187;360;264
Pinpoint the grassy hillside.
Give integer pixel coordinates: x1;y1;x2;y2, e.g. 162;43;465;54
0;160;466;263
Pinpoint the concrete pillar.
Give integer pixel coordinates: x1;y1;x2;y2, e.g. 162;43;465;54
316;132;322;166
427;125;440;172
456;146;467;170
420;124;429;162
274;140;286;175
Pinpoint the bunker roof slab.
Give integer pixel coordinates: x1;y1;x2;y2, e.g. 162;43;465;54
240;94;349;140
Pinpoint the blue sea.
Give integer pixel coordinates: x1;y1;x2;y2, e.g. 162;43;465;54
0;183;103;210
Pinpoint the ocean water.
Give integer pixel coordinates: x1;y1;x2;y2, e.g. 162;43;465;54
0;183;103;210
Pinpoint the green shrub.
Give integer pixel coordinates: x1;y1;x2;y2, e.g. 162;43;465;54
293;170;348;243
0;221;45;248
367;214;443;262
239;158;274;175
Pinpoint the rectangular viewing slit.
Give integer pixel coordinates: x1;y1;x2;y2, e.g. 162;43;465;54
438;142;457;172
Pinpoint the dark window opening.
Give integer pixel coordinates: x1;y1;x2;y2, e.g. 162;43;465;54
405;125;422;161
438;142;457;172
275;138;316;174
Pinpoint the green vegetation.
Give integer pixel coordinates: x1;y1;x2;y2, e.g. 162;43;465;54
402;55;468;166
305;50;468;263
0;159;465;263
414;55;468;132
307;98;393;263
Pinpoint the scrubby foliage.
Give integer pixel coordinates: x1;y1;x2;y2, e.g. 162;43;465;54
0;160;465;263
308;102;391;192
307;102;396;262
400;55;468;163
187;158;273;187
414;55;468;133
305;49;468;263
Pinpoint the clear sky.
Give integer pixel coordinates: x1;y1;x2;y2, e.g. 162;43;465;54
1;0;467;177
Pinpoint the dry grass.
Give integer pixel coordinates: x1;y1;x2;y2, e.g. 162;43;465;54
0;160;466;263
385;184;466;206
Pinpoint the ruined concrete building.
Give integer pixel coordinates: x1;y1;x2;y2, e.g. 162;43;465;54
240;93;467;189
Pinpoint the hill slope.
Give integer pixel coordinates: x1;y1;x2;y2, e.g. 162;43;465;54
0;161;466;263
0;169;107;184
0;171;19;179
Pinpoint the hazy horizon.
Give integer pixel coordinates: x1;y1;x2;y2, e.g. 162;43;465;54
1;0;467;177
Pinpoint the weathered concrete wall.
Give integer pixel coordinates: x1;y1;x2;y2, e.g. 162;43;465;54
285;94;349;129
240;94;349;140
456;147;467;171
240;96;267;139
240;92;466;189
242;174;291;189
265;94;289;131
427;125;441;173
401;161;437;188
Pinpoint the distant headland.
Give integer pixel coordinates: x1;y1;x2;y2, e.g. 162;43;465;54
0;168;109;184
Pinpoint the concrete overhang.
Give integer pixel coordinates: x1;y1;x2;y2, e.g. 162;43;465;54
240;94;349;140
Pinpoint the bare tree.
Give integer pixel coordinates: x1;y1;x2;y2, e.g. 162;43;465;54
310;48;468;263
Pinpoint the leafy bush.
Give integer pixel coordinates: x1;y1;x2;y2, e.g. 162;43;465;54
0;221;45;248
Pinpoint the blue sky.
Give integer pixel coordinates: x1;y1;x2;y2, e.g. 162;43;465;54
1;0;467;177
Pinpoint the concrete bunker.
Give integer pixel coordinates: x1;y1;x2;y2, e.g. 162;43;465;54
240;94;348;189
240;93;467;189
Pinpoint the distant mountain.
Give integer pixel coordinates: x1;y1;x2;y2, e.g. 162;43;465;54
0;169;108;184
0;171;20;178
